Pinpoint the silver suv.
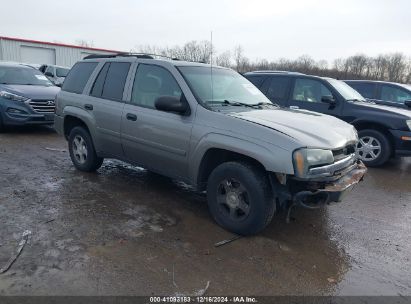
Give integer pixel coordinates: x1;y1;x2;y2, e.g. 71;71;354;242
54;54;366;235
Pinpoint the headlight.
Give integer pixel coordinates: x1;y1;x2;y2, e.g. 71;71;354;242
293;148;334;177
0;91;29;102
406;120;411;131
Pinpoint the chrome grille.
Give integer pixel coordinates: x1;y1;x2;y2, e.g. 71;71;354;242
333;144;356;161
28;99;55;113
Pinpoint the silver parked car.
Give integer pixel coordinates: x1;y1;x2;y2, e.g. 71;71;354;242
39;64;70;87
54;54;366;235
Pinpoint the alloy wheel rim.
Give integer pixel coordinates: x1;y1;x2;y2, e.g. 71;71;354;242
217;178;250;221
72;135;88;164
356;136;382;161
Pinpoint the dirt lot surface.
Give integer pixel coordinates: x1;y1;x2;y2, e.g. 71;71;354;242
0;126;410;296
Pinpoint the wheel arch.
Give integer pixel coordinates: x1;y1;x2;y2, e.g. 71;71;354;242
352;120;395;155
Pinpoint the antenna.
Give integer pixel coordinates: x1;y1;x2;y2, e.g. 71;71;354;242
210;31;214;103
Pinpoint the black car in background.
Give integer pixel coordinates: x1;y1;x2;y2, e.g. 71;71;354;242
0;62;60;130
344;80;411;109
244;71;411;167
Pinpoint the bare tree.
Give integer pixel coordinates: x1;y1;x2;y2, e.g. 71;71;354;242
132;40;411;84
75;39;94;48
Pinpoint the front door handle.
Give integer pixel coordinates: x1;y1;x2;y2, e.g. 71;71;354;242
84;104;93;111
126;113;137;121
289;106;299;110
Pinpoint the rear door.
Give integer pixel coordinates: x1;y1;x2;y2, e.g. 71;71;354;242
121;63;193;179
86;61;131;157
286;77;343;117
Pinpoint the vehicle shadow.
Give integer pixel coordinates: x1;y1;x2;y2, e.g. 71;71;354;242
0;125;56;135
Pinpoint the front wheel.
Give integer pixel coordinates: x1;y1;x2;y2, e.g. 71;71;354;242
206;161;275;235
68;126;103;172
356;129;391;167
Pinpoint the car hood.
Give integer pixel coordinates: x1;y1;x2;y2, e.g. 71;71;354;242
0;84;60;100
354;101;411;119
228;108;358;149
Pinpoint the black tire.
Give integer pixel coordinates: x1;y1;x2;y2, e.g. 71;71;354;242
68;126;103;172
206;161;275;235
356;129;391;167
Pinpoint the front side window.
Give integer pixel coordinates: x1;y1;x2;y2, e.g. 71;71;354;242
178;66;270;106
90;62;130;101
45;66;54;76
62;62;98;94
0;66;53;86
292;78;332;103
131;64;182;108
56;67;70;77
381;85;411;104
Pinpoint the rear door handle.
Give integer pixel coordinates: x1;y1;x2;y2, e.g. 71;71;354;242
84;104;93;111
126;113;137;121
289;106;299;110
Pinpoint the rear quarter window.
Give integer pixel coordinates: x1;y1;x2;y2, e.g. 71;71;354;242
62;62;98;94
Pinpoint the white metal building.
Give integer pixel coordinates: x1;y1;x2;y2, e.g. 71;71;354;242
0;36;121;67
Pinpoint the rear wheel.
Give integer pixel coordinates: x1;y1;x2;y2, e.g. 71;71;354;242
206;161;275;235
68;126;103;172
356;129;391;167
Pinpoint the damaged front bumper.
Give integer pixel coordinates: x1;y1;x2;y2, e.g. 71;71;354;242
292;161;367;208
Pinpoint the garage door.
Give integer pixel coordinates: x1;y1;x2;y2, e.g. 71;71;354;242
20;45;56;64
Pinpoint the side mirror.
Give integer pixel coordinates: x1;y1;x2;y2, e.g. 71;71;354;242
155;95;189;115
45;71;54;77
55;82;62;88
404;100;411;108
321;95;336;105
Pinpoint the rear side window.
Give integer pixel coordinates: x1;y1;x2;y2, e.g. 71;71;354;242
347;82;375;99
62;62;98;94
90;62;130;101
265;77;290;101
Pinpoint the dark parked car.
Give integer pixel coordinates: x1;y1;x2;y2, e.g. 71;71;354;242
244;71;411;167
344;80;411;109
0;62;60;130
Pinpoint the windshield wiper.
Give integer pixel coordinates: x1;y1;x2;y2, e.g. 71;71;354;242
346;98;369;103
223;100;274;108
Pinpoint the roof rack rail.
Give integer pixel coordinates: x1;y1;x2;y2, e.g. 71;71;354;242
246;70;305;75
83;52;182;61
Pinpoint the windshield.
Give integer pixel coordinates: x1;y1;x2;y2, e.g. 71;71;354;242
0;66;53;86
56;67;70;77
398;83;411;92
178;66;271;106
326;78;366;101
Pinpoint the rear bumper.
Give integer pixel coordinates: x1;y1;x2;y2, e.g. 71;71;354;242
389;129;411;156
292;161;367;207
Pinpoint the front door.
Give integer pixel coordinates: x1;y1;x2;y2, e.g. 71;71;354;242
121;63;193;179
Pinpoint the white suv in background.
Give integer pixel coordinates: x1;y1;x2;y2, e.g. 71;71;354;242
39;64;70;87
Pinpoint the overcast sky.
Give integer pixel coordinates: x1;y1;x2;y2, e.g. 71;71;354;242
1;0;410;62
